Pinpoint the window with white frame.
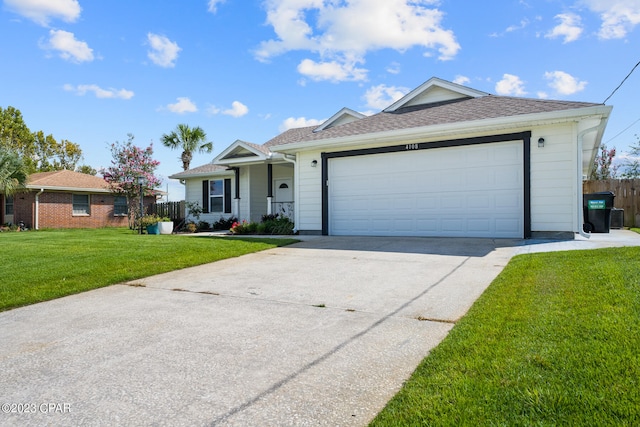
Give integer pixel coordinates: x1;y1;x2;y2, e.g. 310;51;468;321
114;196;128;216
209;180;223;212
72;194;90;215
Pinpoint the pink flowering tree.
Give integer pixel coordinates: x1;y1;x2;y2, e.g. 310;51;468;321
590;144;618;180
102;134;162;229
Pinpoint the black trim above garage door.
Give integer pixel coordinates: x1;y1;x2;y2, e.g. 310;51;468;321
321;131;532;238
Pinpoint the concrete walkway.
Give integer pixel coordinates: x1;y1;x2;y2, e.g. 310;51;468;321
1;231;639;426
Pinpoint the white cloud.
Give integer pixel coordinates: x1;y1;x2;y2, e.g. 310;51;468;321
208;101;250;117
4;0;80;26
506;18;530;33
64;84;134;99
495;74;527;96
279;117;324;132
386;62;401;75
453;75;470;85
364;84;409;110
208;0;226;13
44;29;94;63
256;0;460;82
544;71;587;95
583;0;640;39
166;97;198;114
545;13;583;43
147;33;181;68
297;58;368;82
537;91;549;99
223;101;249;117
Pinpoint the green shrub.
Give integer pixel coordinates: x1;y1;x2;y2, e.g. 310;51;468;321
212;216;238;231
230;216;294;235
197;221;210;231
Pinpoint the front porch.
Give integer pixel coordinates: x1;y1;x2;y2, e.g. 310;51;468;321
270;201;294;221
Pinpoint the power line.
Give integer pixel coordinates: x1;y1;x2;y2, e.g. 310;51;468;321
604;116;640;144
603;58;640;104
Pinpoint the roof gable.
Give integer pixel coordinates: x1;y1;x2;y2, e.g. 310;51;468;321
214;139;270;164
384;77;488;112
313;108;366;132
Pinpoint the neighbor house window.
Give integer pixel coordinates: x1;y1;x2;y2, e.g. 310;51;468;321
210;180;223;212
5;195;13;215
72;194;90;215
114;196;128;216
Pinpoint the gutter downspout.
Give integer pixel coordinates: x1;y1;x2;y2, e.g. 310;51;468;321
577;120;607;239
34;189;44;230
282;154;298;233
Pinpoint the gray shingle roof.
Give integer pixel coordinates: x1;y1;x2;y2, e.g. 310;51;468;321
169;163;230;179
242;141;271;155
264;95;601;148
27;170;111;191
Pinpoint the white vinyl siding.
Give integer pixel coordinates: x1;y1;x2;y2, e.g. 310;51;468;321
184;175;235;223
297;151;323;232
249;164;267;222
530;125;577;232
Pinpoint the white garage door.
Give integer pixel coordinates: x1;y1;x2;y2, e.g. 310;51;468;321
328;141;524;238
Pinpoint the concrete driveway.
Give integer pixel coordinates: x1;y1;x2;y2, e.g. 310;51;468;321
1;232;638;426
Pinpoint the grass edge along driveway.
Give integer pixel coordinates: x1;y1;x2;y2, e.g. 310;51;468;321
0;228;297;312
371;246;640;426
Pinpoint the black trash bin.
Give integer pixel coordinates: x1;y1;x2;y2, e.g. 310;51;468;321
583;191;615;233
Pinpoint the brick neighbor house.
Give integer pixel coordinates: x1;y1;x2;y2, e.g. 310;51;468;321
0;170;155;229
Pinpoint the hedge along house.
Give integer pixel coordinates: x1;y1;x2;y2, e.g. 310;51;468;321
172;77;611;238
0;170;155;229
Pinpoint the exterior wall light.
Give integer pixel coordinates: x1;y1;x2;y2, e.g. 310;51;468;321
538;137;545;148
311;160;318;167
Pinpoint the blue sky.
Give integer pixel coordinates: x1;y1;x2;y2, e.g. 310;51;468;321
1;0;639;200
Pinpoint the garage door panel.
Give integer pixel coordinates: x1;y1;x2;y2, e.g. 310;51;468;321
416;219;438;232
467;195;491;209
496;218;521;234
495;192;521;208
329;141;523;238
468;219;491;233
441;196;463;209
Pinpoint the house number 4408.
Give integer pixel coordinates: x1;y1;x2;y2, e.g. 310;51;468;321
405;144;419;150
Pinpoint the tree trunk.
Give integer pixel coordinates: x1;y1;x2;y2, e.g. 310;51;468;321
181;150;192;171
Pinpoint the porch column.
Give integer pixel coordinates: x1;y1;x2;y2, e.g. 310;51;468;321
267;163;273;215
233;167;240;219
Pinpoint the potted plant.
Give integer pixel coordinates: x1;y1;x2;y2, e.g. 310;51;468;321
157;217;173;234
141;214;163;234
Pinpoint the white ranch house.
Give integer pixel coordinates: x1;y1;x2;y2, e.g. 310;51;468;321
170;77;611;239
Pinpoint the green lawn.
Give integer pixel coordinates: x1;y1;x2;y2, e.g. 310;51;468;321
371;247;640;426
0;228;297;312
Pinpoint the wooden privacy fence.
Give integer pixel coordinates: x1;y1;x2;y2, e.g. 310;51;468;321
150;201;185;223
583;179;640;227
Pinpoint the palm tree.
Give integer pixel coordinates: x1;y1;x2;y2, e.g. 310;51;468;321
0;147;28;195
160;124;213;171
